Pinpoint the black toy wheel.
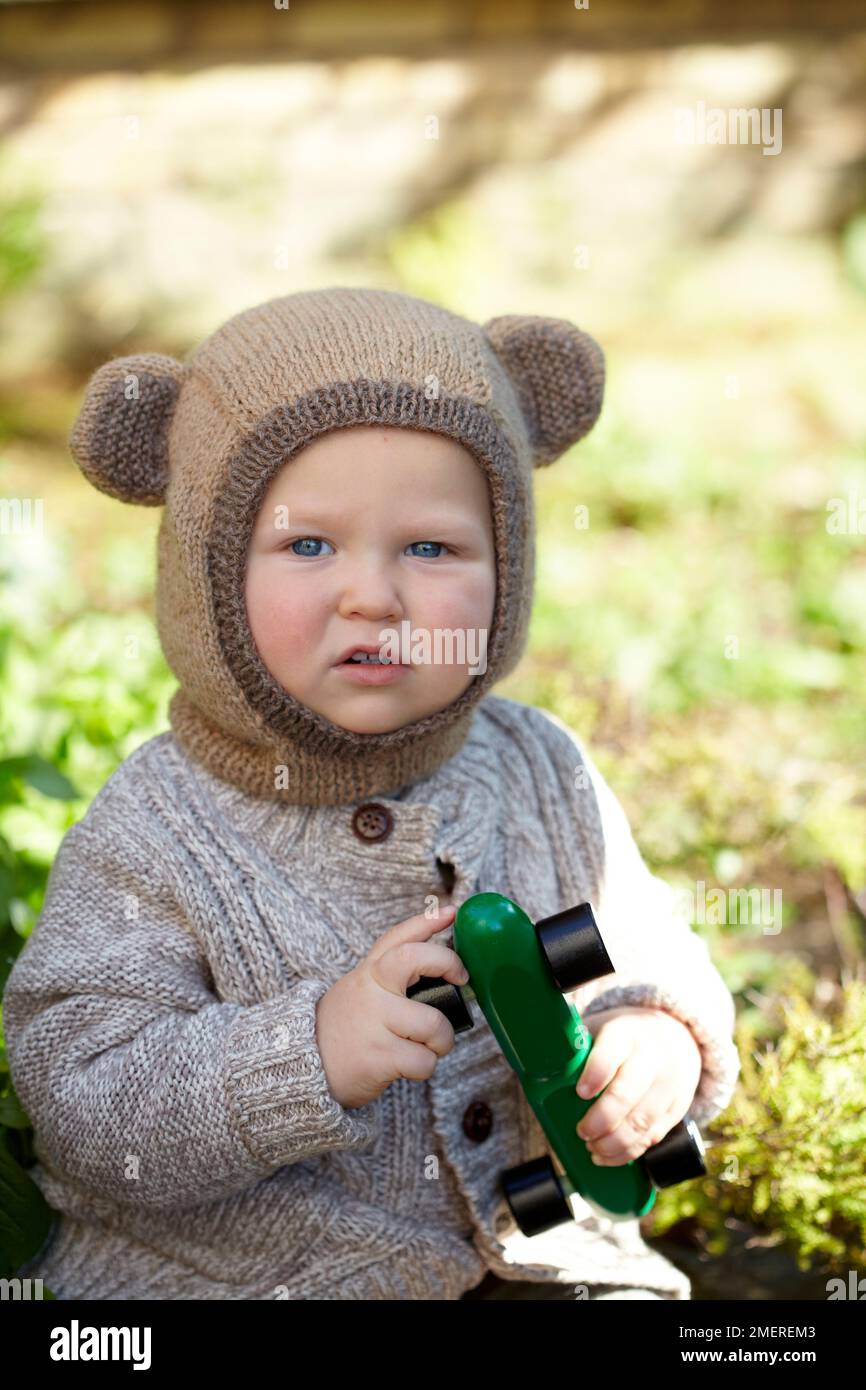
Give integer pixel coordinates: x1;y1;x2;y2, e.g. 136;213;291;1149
406;976;474;1034
500;1155;572;1237
640;1117;707;1188
534;902;615;992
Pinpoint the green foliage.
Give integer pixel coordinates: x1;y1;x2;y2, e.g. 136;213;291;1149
649;974;866;1271
0;748;78;1288
0;167;48;300
0;520;173;1290
841;210;866;298
0;1079;57;1285
516;399;866;721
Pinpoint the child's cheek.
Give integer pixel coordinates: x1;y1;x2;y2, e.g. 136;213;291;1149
245;562;325;666
410;568;495;639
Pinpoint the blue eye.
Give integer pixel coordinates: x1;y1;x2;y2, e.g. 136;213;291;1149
407;541;448;558
286;538;449;559
289;538;334;557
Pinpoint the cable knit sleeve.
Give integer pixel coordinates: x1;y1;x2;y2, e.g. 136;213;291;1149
2;815;380;1213
536;709;741;1127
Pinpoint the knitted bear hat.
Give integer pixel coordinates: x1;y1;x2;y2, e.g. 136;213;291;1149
68;287;604;805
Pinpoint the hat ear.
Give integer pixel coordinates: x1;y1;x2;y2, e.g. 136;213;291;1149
482;314;605;467
69;352;186;505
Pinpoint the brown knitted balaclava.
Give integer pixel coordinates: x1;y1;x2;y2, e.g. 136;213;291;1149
68;287;604;805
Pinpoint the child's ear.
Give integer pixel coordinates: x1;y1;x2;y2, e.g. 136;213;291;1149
482;314;605;467
69;352;186;505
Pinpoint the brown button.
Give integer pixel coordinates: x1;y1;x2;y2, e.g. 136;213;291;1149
351;803;394;843
462;1100;493;1143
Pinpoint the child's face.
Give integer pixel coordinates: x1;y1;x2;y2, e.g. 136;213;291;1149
244;424;497;735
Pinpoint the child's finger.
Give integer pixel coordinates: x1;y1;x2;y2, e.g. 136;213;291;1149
372;936;469;998
584;1086;682;1166
366;905;457;964
575;1019;633;1105
577;1045;658;1145
385;994;459;1058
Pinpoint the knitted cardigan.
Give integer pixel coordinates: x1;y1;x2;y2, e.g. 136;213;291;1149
3;695;740;1300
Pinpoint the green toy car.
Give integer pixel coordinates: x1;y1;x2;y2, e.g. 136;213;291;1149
407;891;707;1237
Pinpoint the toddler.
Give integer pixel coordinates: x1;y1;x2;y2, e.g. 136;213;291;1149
4;287;740;1300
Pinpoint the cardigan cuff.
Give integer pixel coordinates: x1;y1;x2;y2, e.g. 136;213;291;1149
226;979;380;1168
582;983;740;1126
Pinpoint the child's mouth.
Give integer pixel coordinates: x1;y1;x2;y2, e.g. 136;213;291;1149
336;653;410;683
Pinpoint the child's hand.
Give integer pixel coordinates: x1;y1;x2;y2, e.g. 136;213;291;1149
315;905;468;1110
574;1005;702;1167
